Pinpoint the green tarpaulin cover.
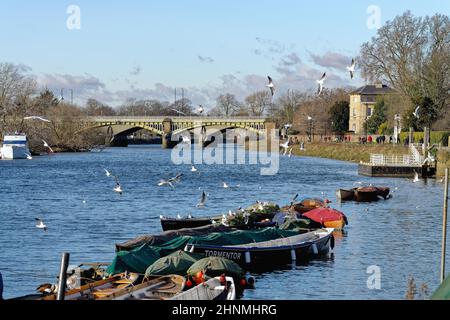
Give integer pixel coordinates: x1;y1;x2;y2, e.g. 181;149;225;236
187;257;244;280
431;275;450;300
107;227;299;275
145;250;202;277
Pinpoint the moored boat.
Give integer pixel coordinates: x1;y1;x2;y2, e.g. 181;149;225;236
160;215;220;231
170;276;236;301
183;228;334;269
0;133;32;160
374;187;390;200
336;188;356;201
355;187;379;202
302;208;348;230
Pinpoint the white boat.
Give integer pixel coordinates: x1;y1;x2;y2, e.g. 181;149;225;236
0;133;32;160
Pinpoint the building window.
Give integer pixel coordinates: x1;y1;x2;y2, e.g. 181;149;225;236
352;107;356;117
367;107;372;117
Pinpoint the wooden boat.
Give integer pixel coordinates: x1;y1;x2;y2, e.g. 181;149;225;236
93;275;185;300
336;188;356;201
183;228;334;269
302;208;348;230
355;187;379;202
17;273;184;301
160;215;220;231
170;276;236;301
374;187;390;200
290;198;329;214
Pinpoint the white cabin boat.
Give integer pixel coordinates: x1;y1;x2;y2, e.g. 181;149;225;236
0;133;32;160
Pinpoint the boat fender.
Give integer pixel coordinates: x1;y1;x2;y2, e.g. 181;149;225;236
240;279;247;287
245;273;256;288
245;251;251;264
312;243;319;255
183;245;189;252
290;249;297;261
189;245;195;253
330;235;335;250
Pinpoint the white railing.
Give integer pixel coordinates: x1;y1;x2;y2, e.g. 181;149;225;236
370;153;424;166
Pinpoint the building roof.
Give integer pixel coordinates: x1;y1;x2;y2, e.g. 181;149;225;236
351;84;395;95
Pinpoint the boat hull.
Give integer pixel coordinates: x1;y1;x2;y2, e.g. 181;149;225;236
0;145;30;160
355;187;379;202
184;229;333;269
336;189;356;201
161;218;215;231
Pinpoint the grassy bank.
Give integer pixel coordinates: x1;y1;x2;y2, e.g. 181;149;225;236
290;142;410;163
437;149;450;178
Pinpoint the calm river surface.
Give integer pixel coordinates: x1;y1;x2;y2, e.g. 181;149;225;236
0;145;447;299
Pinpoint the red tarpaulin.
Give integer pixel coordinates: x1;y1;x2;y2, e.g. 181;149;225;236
302;208;348;225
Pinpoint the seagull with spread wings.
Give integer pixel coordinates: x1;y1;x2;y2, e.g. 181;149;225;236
346;59;356;79
266;76;275;96
317;73;326;95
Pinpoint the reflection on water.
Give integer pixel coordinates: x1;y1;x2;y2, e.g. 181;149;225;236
0;145;447;299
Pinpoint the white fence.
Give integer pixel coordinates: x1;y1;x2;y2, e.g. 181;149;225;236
370;154;424;166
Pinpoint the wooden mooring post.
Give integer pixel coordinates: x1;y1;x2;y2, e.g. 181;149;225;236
56;252;70;300
441;168;449;283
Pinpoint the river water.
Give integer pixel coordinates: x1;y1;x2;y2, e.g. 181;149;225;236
0;145;447;299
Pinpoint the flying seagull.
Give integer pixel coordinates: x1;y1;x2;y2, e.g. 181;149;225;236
104;168;112;177
197;105;204;114
172;109;186;116
42;140;54;153
288;147;293;158
35;218;47;232
413;106;420;119
317;73;326;95
290;194;299;206
158;179;174;189
280;139;290;155
346;59;356;79
266;76;275;96
197;191;207;208
23;116;51;123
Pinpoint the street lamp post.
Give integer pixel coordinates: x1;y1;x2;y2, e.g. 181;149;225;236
394;114;401;144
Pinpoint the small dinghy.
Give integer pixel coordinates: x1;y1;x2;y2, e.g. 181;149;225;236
170;276;236;301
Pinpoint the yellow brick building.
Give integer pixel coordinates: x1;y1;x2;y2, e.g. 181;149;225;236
349;84;394;134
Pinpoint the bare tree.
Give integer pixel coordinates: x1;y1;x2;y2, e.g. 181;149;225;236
245;91;271;116
215;93;241;117
360;11;450;128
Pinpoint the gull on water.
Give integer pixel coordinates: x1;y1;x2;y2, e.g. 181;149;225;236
182;136;191;144
35;218;47;232
346;59;356;79
191;166;198;172
266;76;275;96
317;72;326;95
413;171;420;183
113;177;123;195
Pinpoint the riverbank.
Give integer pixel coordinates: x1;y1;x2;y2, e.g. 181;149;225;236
437;149;450;177
290;142;409;163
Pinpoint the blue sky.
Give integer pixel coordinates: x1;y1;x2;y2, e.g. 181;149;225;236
0;0;448;107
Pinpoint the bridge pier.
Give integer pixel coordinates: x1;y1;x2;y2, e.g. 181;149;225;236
162;118;175;149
